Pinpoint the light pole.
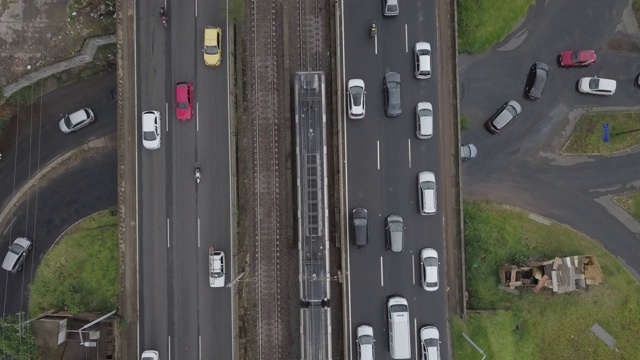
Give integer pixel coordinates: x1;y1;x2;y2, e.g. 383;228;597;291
226;271;246;288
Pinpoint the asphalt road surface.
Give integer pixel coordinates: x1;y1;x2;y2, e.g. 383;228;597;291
0;147;117;317
460;0;640;278
343;0;451;359
0;71;117;317
136;1;233;359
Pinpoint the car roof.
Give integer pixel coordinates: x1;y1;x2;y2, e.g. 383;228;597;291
176;82;190;99
142;111;158;131
68;109;89;124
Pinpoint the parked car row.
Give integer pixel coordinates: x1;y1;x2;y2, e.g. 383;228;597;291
356;297;441;360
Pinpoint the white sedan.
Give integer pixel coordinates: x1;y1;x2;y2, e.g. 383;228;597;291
578;77;616;96
347;79;366;119
420;326;441;360
415;102;433;139
141;350;159;360
59;108;95;134
141;111;161;150
420;248;439;291
209;250;226;288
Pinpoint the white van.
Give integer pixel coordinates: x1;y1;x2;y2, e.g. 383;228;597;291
387;296;411;359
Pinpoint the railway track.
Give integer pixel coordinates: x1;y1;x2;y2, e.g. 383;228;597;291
250;0;281;358
298;0;321;71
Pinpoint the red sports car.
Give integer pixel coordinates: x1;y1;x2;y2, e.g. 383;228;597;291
175;82;193;121
559;50;596;67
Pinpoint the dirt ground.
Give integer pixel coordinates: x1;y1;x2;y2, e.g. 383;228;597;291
0;0;115;85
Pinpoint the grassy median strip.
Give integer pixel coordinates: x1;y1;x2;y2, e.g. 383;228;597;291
453;201;640;359
29;211;119;316
457;0;535;54
563;112;640;155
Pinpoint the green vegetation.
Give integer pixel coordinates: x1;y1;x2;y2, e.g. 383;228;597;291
460;114;471;131
613;192;640;220
457;0;535;54
228;0;246;25
29;211;119;316
634;0;640;25
0;315;39;360
454;201;640;359
7;83;42;106
563;113;640;154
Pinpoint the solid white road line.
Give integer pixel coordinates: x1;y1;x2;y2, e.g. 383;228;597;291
408;138;412;168
197;218;201;248
405;24;408;53
165;103;169;132
375;35;378;55
198;335;202;360
168;335;171;360
414;318;418;359
167;218;170;248
412;254;415;284
377;140;380;170
196;103;200;132
380;256;384;287
195;0;198;17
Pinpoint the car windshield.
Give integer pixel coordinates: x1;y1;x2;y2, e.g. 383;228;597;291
388;221;403;232
387;4;398;12
359;334;373;345
505;105;519;117
572;51;580;62
143;130;157;141
353;218;367;226
9;243;25;255
424;256;438;266
420;181;435;190
350;86;363;106
589;78;600;89
417;49;431;56
390;304;408;312
205;45;219;55
214;270;223;278
177;101;189;109
419;108;432;117
63;115;73;128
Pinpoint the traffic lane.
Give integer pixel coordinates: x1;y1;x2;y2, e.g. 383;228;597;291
0;147;117;315
139;138;170;351
0;72;117;217
168;119;200;359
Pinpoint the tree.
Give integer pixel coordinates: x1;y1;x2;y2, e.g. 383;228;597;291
0;315;40;360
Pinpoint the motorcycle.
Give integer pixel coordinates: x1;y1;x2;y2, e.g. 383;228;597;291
195;165;201;184
370;20;377;37
160;6;168;28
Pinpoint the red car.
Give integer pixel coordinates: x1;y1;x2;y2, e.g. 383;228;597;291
175;82;193;120
559;50;596;67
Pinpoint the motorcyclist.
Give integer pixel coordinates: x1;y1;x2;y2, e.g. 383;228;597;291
160;5;167;19
195;167;201;183
370;20;377;36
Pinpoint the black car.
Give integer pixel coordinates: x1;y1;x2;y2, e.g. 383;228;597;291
352;207;369;248
384;72;402;117
524;62;549;100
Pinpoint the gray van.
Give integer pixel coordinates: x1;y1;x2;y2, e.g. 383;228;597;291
353;207;369;248
525;62;549;100
387;296;411;359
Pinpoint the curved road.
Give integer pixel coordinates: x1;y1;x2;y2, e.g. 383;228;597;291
460;0;640;276
0;71;117;316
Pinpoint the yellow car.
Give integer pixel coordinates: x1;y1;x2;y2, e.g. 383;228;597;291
203;26;222;67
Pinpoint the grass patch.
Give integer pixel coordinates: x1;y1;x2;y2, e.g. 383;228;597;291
29;211;119;316
613;192;640;220
455;201;640;359
460;114;471;131
563;112;640;154
634;0;640;26
457;0;535;54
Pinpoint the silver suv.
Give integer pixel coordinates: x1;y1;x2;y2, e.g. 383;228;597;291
385;214;404;253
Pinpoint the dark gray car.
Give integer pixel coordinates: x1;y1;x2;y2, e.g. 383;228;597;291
385;214;404;252
353;207;369;248
525;62;549;100
384;72;402;117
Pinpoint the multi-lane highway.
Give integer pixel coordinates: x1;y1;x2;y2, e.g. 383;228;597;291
343;1;451;359
136;1;233;358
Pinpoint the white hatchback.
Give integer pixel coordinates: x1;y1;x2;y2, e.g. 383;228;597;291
416;102;433;139
356;325;375;360
578;77;616;96
420;326;441;360
418;171;437;215
141;111;161;150
420;248;439;291
415;42;432;79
